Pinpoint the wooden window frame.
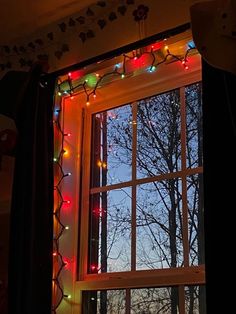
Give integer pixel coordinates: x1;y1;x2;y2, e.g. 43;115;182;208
72;52;204;312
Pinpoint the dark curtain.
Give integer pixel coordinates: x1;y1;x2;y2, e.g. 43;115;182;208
202;60;236;313
3;66;55;314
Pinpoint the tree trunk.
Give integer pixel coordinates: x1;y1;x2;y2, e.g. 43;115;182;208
169;181;178;314
188;286;194;314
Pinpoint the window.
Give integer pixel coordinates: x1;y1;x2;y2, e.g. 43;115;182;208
78;84;205;313
54;31;205;313
88;84;203;274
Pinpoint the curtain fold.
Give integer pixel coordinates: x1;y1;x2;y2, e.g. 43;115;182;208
7;66;55;314
202;60;236;313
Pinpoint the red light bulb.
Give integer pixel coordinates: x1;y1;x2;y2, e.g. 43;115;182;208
91;264;98;272
63;257;71;269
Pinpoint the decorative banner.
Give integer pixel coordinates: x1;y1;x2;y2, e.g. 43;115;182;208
0;0;149;75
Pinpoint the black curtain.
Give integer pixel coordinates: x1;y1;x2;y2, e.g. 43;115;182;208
202;60;236;313
3;66;55;314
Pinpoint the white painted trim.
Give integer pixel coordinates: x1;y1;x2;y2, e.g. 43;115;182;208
85;54;201;115
76;265;205;290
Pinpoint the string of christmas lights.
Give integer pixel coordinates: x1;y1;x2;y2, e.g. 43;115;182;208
52;95;72;313
56;40;196;105
51;36;197;312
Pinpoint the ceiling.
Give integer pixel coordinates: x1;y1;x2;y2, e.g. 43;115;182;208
0;0;95;44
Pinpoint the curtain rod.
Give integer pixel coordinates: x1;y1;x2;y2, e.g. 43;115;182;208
46;22;191;79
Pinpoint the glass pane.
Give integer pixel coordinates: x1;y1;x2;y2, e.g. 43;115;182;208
89;188;131;273
131;287;179;313
136;179;183;270
185;285;206;314
186;83;203;169
187;174;205;266
83;290;126;314
91;105;132;188
137;90;181;179
106;290;126;314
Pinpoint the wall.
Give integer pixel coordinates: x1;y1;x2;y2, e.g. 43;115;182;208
0;0;191;78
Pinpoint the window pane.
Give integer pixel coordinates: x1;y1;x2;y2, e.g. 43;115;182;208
131;287;179;313
185;285;206;313
137;90;181;179
136;179;183;270
186;83;203;169
89;188;131;273
82;290;126;314
187;174;205;266
91;105;132;188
